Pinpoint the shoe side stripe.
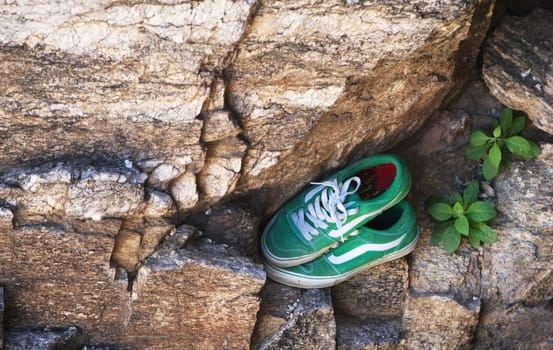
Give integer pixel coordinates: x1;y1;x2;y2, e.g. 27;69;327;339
327;213;374;239
327;233;407;265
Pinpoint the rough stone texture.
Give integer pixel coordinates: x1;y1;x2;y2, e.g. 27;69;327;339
142;189;175;218
198;202;260;257
392;79;501;348
125;237;265;350
4;326;85;350
202;110;242;143
494;143;553;234
227;0;494;214
251;281;336;350
0;163;146;223
474;303;553;350
402;292;481;350
0;220;131;344
332;259;408;320
336;316;401;350
483;8;553;135
0;286;4;348
198;137;248;203
170;171;199;211
0;1;258;184
473;144;553;348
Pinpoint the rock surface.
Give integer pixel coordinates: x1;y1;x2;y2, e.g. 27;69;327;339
473;143;553;348
0;0;257;184
483;8;553;135
4;326;85;350
5;1;552;349
332;259;408;320
125;232;265;349
251;281;336;350
335;316;401;350
402;292;481;349
0;163;146;223
0;220;131;344
0;286;4;348
228;0;494;213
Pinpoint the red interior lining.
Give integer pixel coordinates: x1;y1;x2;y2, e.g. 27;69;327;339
356;163;397;200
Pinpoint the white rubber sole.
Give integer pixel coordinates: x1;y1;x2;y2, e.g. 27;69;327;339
264;231;419;289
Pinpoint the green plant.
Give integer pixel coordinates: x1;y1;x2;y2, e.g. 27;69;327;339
427;180;498;253
465;108;541;180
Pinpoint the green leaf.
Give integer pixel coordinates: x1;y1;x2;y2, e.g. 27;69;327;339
466;201;497;222
502;152;512;170
452;202;464;217
452;192;463;206
470;130;492;146
488;143;502;168
472;222;499;244
428;202;453;221
463;180;479;207
430;222;450;246
482;152;499;181
455;216;469;236
493;126;502;138
465;143;490;160
509;116;526;136
467;230;481;250
504;136;536;160
529;140;542;158
443;224;461;253
499;108;513;132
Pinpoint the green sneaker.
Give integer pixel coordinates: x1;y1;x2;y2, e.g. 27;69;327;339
264;200;418;288
261;154;411;268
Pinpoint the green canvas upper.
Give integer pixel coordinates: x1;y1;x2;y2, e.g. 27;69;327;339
261;154;411;268
264;200;418;288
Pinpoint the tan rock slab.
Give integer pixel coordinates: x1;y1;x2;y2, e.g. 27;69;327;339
483;8;553;135
125;241;265;349
402;292;480;349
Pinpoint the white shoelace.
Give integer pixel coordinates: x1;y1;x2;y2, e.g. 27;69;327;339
292;176;361;241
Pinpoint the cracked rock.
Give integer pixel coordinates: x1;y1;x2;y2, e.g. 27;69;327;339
125;237;265;349
0;220;131;344
198;137;247;203
142;189;175;218
402;292;481;349
0;0;257;175
481;144;552;305
473;303;553;349
4;326;85;350
494;143;553;233
473;143;553;347
0;286;4;347
332;258;408;320
202;202;260;257
0;164;146;223
202;110;242;143
483;8;553;135
170;171;198;211
227;0;494;215
336;315;402;350
251;281;336;350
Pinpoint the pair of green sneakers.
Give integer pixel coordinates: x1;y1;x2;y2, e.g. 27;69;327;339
261;154;418;288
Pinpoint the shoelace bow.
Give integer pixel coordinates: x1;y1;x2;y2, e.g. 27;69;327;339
292;176;361;241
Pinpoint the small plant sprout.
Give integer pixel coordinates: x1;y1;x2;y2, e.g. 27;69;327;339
427;180;498;253
465;108;541;181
